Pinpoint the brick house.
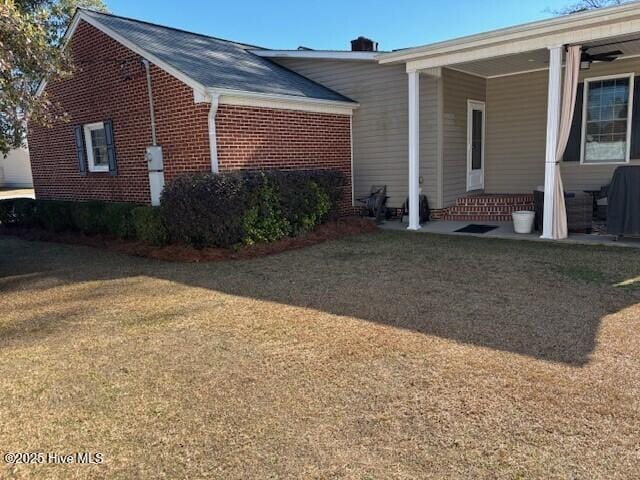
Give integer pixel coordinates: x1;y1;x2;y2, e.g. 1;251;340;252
29;9;357;210
31;4;640;238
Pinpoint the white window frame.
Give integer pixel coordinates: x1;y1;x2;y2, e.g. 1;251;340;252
83;121;109;172
580;72;634;165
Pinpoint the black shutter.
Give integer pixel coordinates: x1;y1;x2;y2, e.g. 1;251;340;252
630;80;640;159
74;125;87;175
104;120;117;176
563;82;584;162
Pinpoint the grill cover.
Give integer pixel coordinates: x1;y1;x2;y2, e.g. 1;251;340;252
607;166;640;236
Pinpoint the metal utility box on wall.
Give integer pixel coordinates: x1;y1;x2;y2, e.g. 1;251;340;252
146;145;164;172
146;145;164;206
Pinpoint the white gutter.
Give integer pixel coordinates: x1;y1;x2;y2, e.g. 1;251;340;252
250;50;379;61
378;0;640;65
206;87;357;108
206;87;358;116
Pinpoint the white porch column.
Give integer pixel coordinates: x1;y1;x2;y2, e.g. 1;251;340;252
408;69;421;230
542;45;563;239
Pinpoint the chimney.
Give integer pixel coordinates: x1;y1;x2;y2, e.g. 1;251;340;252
351;36;378;52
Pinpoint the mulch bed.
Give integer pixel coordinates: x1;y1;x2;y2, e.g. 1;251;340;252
0;217;378;262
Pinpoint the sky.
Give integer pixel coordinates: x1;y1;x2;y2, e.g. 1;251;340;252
105;0;584;51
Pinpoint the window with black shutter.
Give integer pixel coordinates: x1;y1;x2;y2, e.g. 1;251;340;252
75;120;117;174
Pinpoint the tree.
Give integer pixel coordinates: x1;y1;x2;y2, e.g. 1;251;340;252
549;0;628;15
0;0;107;155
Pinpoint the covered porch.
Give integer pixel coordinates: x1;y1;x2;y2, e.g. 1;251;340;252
378;2;640;240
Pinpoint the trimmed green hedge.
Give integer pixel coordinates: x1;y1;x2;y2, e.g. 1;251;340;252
131;206;168;246
161;170;345;248
0;198;165;244
0;169;344;249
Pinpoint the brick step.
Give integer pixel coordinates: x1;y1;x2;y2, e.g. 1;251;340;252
455;194;534;207
447;205;534;215
438;194;537;223
442;213;514;222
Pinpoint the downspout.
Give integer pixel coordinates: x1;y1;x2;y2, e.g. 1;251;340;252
141;59;157;146
208;94;220;173
141;58;164;206
350;115;355;206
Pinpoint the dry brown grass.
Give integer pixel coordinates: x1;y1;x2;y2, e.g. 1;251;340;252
0;232;639;479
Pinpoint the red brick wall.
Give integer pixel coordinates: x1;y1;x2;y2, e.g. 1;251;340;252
216;105;353;212
28;21;353;211
27;21;211;203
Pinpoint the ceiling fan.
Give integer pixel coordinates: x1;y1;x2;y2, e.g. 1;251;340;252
580;48;623;69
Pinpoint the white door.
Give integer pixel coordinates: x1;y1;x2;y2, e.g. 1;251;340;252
467;100;485;191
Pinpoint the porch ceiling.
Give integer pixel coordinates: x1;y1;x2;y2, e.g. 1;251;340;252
447;33;640;79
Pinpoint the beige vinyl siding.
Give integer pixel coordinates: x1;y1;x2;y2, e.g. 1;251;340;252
441;69;487;206
275;59;441;208
485;56;640;194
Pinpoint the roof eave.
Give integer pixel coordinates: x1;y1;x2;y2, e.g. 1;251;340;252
378;0;640;65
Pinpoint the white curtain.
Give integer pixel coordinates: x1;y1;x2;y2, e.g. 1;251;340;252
552;45;581;239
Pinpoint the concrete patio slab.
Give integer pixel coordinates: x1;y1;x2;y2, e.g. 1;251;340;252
379;218;640;248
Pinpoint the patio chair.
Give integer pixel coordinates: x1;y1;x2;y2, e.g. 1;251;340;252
533;190;593;233
356;185;388;223
400;194;431;223
595;184;609;221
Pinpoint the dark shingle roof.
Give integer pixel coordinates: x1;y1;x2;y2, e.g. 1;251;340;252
81;10;354;104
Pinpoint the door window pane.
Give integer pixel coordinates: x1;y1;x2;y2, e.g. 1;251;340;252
472;109;483;170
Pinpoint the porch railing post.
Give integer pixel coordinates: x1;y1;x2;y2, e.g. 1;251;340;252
408;69;421;231
542;45;563;239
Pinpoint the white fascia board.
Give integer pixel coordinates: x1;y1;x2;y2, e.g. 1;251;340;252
405;17;640;72
208;87;358;115
380;1;640;67
250;50;378;61
36;10;207;98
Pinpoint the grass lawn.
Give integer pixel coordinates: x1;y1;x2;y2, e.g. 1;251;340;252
0;231;639;479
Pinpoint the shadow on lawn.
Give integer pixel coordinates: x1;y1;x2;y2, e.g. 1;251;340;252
1;232;639;366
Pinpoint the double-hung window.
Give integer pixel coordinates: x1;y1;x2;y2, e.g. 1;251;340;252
582;74;634;164
83;122;109;172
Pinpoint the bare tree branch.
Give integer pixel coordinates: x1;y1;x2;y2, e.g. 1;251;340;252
547;0;627;15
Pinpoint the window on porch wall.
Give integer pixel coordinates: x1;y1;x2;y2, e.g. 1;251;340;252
583;75;632;164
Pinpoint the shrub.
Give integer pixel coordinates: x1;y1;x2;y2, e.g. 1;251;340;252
0;199;15;226
161;173;247;248
1;198;149;242
161;169;345;248
0;198;38;227
13;198;38;227
131;206;168;246
34;200;74;232
271;170;341;235
241;172;288;245
101;203;137;239
70;201;106;235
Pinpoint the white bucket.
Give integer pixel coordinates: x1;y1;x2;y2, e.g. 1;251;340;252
512;210;535;234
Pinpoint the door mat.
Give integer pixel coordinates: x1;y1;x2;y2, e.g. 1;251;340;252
454;224;499;234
